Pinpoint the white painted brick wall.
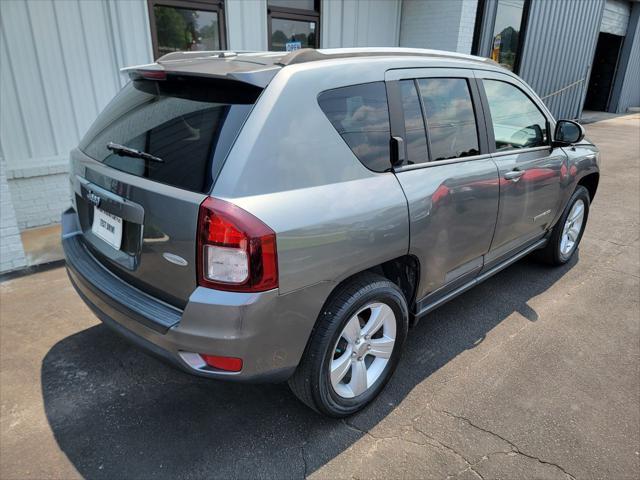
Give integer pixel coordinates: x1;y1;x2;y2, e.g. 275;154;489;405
0;158;27;273
7;173;71;231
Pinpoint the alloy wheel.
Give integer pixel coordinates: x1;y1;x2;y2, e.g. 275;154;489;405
329;302;397;398
560;198;585;257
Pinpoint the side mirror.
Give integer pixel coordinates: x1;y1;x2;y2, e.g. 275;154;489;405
553;120;585;146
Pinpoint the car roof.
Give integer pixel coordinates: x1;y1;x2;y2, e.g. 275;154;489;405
122;48;502;88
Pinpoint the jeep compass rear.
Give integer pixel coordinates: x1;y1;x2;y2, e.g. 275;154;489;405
64;48;598;417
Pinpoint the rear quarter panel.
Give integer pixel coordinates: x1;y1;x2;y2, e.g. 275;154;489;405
212;60;411;295
225;178;409;294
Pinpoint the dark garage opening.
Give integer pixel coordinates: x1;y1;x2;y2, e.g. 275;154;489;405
584;32;624;111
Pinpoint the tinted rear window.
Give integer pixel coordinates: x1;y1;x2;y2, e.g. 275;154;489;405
317;82;391;172
79;77;259;193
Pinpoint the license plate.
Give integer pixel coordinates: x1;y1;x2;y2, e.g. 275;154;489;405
92;206;123;250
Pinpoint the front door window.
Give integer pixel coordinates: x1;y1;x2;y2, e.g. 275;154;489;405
482;79;548;150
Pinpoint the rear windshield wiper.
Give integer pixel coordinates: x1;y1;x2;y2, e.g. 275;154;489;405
107;142;164;163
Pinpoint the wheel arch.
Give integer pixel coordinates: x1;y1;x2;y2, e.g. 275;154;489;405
313;255;421;332
577;172;599;201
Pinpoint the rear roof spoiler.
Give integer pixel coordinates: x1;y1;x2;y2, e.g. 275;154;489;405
120;57;281;88
120;47;500;88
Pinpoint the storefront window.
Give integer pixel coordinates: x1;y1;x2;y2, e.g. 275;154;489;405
269;0;315;9
268;0;320;51
489;0;527;71
270;18;317;50
148;1;226;59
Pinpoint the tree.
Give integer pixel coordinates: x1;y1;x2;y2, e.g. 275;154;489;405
154;6;187;52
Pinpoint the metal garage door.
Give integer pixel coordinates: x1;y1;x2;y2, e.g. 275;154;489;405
601;0;631;36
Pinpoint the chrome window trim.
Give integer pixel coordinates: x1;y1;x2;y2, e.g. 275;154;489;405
392;143;553;173
393;152;493;173
489;145;552;158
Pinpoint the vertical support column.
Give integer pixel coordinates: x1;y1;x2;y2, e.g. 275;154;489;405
610;2;640;113
323;0;401;49
226;0;268;51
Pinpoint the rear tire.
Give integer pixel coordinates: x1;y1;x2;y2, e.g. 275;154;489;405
288;273;408;417
536;186;590;265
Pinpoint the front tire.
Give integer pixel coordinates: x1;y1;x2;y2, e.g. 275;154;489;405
288;273;408;417
537;186;590;265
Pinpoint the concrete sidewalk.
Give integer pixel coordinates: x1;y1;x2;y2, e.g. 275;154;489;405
1;115;639;480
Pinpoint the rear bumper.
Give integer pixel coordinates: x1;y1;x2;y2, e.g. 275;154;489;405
62;209;330;382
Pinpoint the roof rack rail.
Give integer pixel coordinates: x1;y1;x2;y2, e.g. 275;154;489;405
276;48;498;67
157;50;261;62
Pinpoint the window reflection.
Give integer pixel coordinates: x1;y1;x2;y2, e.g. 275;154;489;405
483;79;548;151
318;82;391;172
268;0;319;51
418;78;479;161
490;0;526;71
270;18;317;51
399;80;428;164
81;82;254;193
153;5;220;57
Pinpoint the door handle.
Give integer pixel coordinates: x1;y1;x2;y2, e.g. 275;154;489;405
504;169;525;182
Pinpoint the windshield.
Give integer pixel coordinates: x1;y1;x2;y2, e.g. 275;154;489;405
79;77;259;193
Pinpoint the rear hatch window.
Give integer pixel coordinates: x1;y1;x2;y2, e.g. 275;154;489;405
79;76;261;194
72;76;261;307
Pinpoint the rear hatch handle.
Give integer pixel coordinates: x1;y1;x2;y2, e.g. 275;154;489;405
75;176;145;224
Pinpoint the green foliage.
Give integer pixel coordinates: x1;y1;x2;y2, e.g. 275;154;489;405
155;6;187;50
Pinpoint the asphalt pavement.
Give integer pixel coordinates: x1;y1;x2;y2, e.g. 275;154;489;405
1;114;638;479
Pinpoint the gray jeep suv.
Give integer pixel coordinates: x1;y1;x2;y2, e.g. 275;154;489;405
63;48;600;417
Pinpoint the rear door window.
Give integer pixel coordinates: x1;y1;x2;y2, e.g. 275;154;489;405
79;78;258;194
318;82;391;172
399;80;429;165
417;78;480;161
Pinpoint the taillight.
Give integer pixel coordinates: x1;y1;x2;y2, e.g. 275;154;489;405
135;68;166;80
197;197;278;292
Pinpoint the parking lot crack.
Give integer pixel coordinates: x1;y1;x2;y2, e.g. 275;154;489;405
600;266;640;279
341;419;426;447
300;442;309;479
440;411;576;480
411;423;485;480
342;419;485;478
591;235;639;248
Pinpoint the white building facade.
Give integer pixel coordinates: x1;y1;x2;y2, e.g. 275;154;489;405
1;0;638;273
